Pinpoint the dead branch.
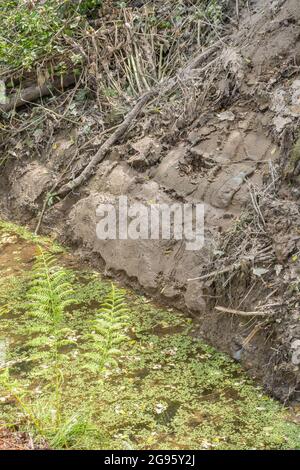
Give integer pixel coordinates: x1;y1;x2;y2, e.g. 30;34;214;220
0;74;76;113
56;89;157;196
56;41;224;197
242;323;264;347
215;306;269;317
187;263;241;282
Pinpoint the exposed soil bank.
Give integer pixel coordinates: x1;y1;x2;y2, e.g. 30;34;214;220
1;0;300;402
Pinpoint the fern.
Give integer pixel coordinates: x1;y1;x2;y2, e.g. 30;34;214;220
0;249;93;447
85;284;130;375
1;254;131;448
27;248;74;326
24;248;76;356
26;248;76;426
0;248;78;444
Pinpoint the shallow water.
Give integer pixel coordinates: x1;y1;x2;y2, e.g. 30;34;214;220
0;220;299;450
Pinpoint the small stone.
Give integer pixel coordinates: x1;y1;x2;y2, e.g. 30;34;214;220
292;350;300;366
218;111;235;121
291;339;300;350
128;153;147;170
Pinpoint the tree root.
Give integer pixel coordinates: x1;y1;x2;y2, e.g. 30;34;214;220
56;41;224;197
187;263;240;282
56;89;158;196
215;306;269;317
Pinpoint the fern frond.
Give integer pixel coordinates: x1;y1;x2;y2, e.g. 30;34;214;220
86;283;130;375
26;247;74;330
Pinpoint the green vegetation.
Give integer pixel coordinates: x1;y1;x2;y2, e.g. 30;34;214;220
0;219;64;252
0;1;229;74
83;284;130;375
0;1;71;70
0;0;103;72
0;242;129;448
0;222;299;449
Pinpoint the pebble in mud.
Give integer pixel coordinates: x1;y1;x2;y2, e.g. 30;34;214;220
291;340;300;366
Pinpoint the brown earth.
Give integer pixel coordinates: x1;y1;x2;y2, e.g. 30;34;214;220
1;0;300;402
0;427;32;450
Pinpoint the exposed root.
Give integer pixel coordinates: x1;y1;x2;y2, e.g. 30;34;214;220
215;305;269;317
0;74;77;113
56;88;157;196
56;41;224;197
187;263;241;282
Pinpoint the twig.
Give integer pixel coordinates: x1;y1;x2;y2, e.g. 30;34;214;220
215;306;268;317
187;263;240;282
249;185;266;229
20;99;79;125
78;124;120;152
35;149;80;234
242;323;263;347
236;0;240;25
34;196;50;236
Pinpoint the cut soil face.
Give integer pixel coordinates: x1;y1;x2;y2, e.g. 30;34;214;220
1;1;300;402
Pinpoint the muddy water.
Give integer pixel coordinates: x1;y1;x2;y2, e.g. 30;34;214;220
0;221;300;450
